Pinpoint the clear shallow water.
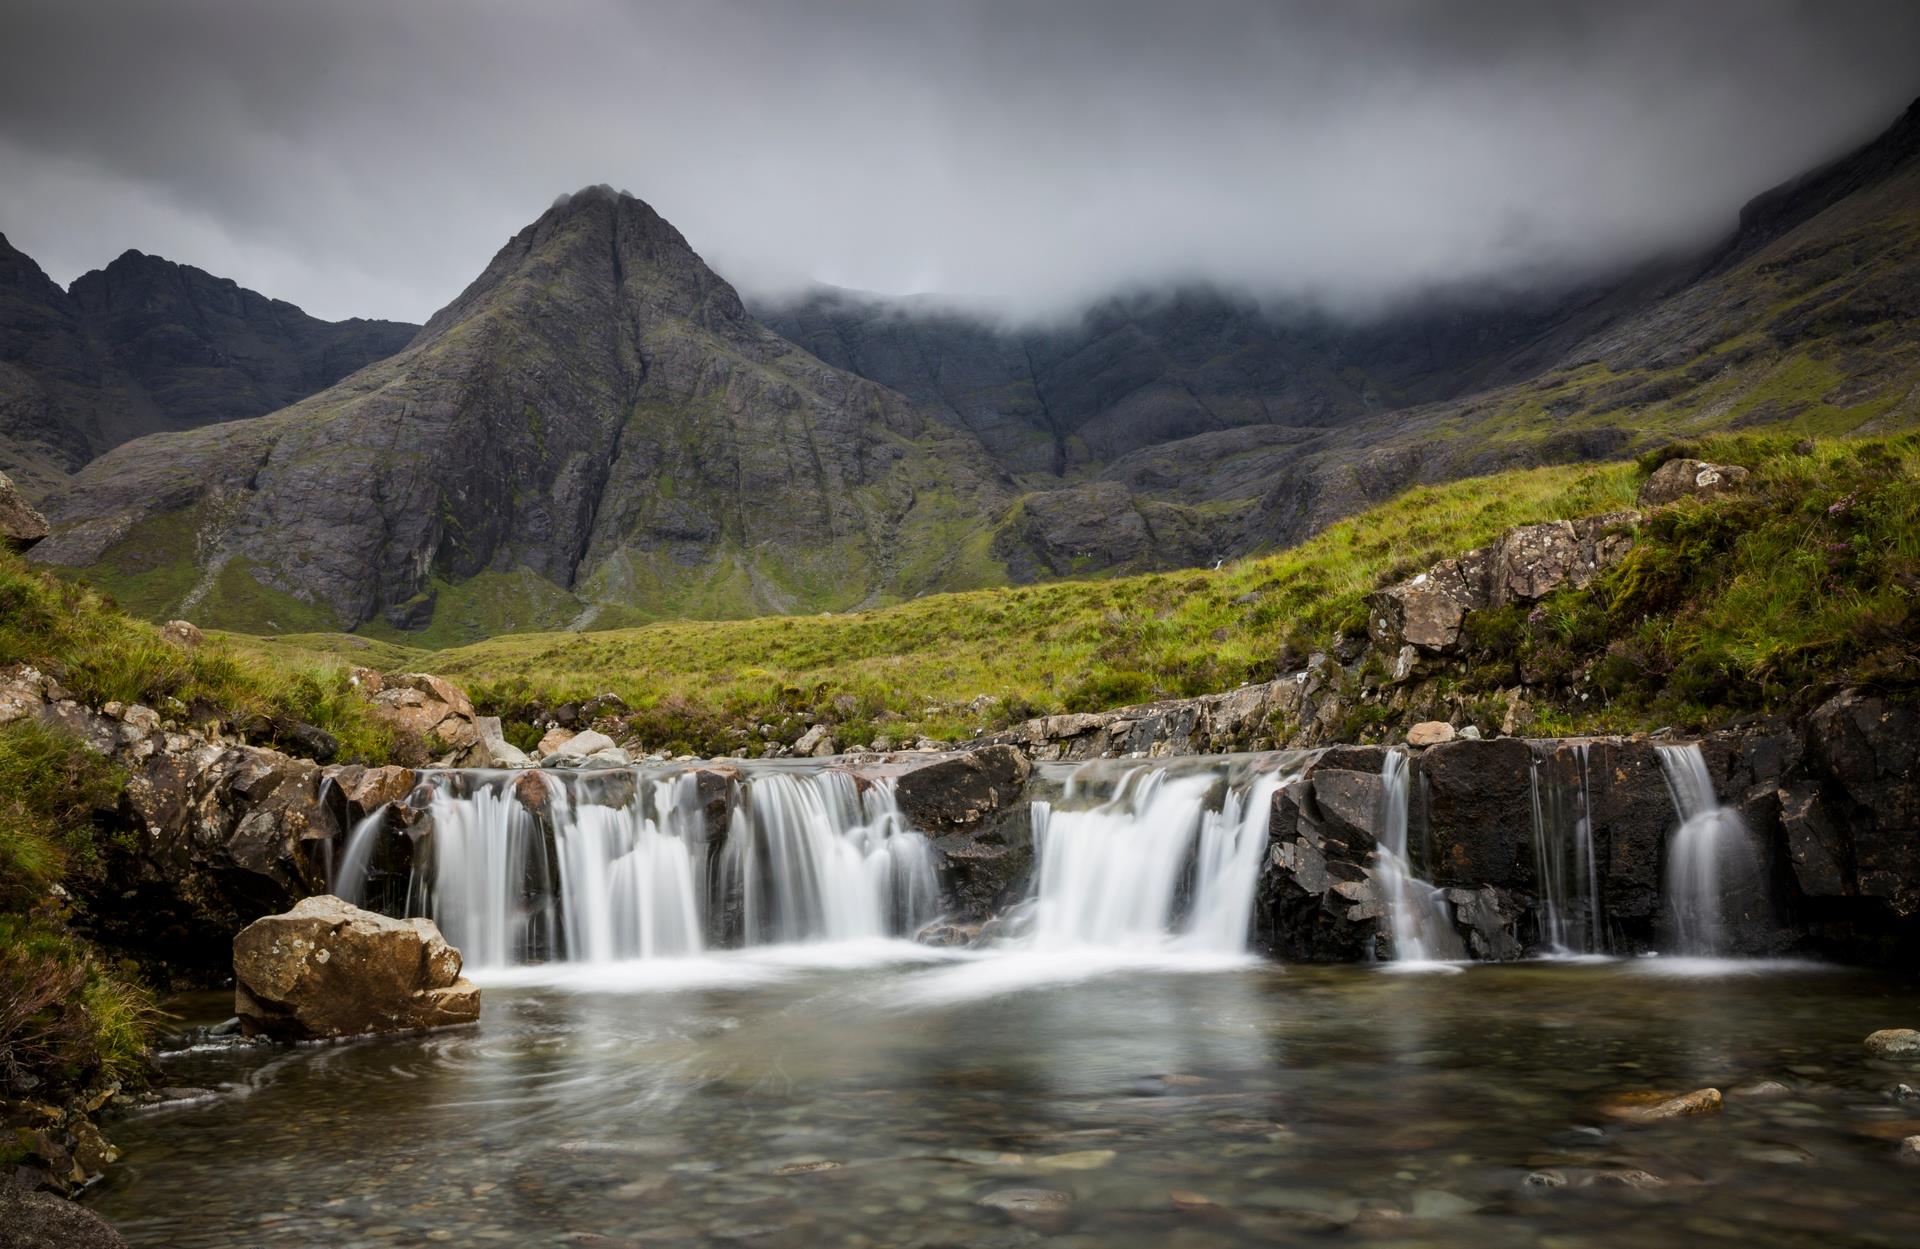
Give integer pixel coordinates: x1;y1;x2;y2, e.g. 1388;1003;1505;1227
93;955;1920;1248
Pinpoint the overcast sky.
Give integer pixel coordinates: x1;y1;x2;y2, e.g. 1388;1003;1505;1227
2;0;1916;324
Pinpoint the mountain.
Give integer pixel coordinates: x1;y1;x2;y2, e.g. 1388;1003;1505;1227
29;99;1920;638
31;188;1012;640
759;96;1920;572
0;236;416;496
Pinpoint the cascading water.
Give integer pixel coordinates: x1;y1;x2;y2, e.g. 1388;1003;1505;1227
1373;748;1465;964
396;764;940;968
721;772;940;945
1024;755;1296;953
1528;744;1605;954
330;806;388;908
1657;743;1755;956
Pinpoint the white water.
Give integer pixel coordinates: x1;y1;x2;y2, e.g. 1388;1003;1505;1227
329;806;388;908
1657;743;1754;957
1374;748;1465;965
411;766;939;969
1026;758;1292;954
1528;744;1605;954
721;772;940;945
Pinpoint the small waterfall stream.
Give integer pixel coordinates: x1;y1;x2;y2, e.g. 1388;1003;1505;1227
1657;743;1755;956
1026;759;1288;952
1528;744;1606;954
1374;748;1465;964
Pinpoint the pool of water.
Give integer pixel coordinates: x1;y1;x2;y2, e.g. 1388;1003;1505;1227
90;950;1920;1248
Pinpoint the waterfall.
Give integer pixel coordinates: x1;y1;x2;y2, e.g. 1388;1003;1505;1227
1024;757;1294;953
1528;745;1605;954
424;777;557;969
401;765;939;967
721;772;940;945
1373;748;1465;963
330;806;388;908
1656;743;1754;956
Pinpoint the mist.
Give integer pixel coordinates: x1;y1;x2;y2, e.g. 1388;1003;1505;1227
1;0;1915;324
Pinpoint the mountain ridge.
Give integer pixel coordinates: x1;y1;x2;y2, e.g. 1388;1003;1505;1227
0;235;417;497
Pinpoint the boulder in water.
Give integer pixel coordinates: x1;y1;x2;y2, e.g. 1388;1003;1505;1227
1867;1029;1920;1061
233;895;479;1040
1601;1087;1722;1122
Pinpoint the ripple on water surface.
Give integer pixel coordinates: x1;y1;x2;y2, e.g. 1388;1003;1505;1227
90;958;1920;1249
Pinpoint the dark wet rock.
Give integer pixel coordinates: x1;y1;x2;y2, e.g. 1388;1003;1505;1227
1418;738;1535;890
0;1187;126;1249
1578;1168;1669;1188
892;746;1031;836
233;895;480;1041
1637;458;1751;508
1446;885;1526;960
1257;766;1382;960
1866;1029;1920;1061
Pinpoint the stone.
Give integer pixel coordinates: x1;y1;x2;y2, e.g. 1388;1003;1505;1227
367;672;483;761
536;726;576;756
0;1187;126;1248
976;1187;1074;1229
158;619;203;648
0;469;50;551
1029;1149;1115;1171
1602;1087;1722;1122
232;895;480;1041
1406;721;1454;747
1900;1135;1920;1161
1866;1029;1920;1060
1728;1079;1793;1099
1638;458;1752;508
792;723;835;757
892;745;1032;835
463;716;531;769
555;729;616;759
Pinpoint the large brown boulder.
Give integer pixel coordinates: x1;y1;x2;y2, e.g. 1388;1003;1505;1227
233;896;480;1040
367;672;484;761
0;469;49;551
1638;458;1751;508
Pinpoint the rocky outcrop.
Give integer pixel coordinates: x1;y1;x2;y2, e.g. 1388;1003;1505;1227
0;468;47;548
232;896;479;1041
891;746;1035;920
1368;511;1640;656
1;665;342;975
1637;457;1752;507
1249;693;1918;965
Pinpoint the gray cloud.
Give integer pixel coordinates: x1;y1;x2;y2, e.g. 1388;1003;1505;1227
1;0;1915;324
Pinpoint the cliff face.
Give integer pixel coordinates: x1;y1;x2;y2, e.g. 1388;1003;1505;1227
32;188;1012;637
0;236;415;496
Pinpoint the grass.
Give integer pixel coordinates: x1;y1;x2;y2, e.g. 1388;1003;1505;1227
0;549;396;764
1464;433;1920;732
400;460;1644;752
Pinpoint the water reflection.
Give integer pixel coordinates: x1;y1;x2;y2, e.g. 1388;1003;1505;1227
93;960;1920;1249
